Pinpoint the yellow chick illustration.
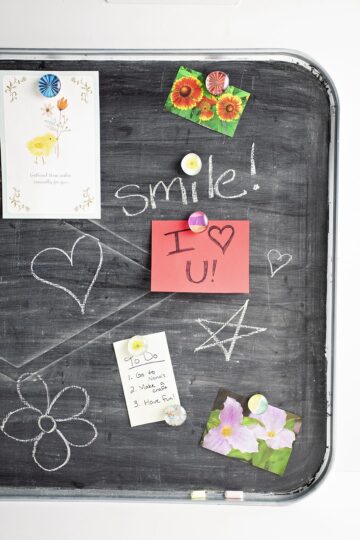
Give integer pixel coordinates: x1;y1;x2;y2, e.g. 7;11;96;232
26;132;57;164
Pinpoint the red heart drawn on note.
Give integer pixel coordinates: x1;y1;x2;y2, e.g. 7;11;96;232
208;225;235;254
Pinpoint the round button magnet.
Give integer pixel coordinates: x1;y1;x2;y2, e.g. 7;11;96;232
181;153;202;176
248;393;268;415
205;71;229;96
127;335;148;356
163;404;187;426
188;211;208;233
38;74;61;98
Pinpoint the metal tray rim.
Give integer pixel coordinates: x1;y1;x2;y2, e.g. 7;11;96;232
0;48;338;505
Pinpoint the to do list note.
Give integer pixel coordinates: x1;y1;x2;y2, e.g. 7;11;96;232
113;331;180;427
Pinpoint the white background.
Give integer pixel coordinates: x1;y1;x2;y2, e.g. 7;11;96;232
0;0;358;538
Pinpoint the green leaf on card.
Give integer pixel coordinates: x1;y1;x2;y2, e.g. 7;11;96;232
263;447;292;476
227;448;253;461
242;416;263;427
206;409;221;431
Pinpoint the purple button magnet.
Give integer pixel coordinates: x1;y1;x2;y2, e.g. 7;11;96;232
188;211;209;233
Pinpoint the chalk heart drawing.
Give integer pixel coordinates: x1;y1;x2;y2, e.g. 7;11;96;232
30;235;103;315
195;299;267;362
267;249;293;278
208;225;235;255
1;373;98;472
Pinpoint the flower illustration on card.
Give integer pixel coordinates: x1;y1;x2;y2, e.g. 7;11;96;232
202;397;259;455
71;77;93;103
48;97;70;158
200;389;302;476
41;103;54;117
9;187;30;211
1;373;97;472
5;76;26;102
74;187;95;212
26;97;70;164
249;405;296;450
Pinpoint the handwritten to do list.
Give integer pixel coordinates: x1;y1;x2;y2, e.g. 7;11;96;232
113;332;180;427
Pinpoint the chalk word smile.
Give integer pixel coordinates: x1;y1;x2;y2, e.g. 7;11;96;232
114;155;247;217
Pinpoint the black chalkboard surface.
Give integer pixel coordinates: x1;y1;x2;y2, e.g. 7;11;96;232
0;51;337;502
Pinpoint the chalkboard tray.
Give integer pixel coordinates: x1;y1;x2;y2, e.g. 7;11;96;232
0;50;337;503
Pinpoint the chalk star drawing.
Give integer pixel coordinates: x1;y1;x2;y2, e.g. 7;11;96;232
1;373;97;472
194;299;267;362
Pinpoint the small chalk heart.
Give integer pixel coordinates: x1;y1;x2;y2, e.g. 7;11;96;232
267;249;293;278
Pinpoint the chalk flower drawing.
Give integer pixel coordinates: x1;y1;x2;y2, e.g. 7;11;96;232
4;75;26;102
249;405;295;450
202;397;258;455
1;373;97;472
71;76;93;103
201;390;302;476
9;187;30;211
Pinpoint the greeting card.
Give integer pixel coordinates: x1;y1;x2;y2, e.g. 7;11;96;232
0;71;101;219
164;66;250;137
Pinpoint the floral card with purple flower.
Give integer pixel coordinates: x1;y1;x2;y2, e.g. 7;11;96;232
164;66;251;137
0;71;100;219
200;389;302;476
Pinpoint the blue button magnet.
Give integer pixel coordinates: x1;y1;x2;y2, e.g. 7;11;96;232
38;73;61;98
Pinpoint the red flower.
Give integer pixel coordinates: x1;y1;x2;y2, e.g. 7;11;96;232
170;76;203;110
216;94;242;122
198;96;217;121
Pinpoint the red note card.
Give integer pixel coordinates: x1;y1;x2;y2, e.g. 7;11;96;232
151;220;249;293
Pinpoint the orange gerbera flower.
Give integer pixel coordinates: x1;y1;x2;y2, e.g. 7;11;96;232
57;97;68;111
216;94;243;122
170;76;203;110
198;96;217;121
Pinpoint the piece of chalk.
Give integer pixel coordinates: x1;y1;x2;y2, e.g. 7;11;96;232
224;490;244;500
191;490;207;500
181;153;202;176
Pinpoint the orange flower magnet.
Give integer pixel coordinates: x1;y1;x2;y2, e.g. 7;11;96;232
170;76;203;111
57;97;68;111
198;96;217;122
216;94;243;122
